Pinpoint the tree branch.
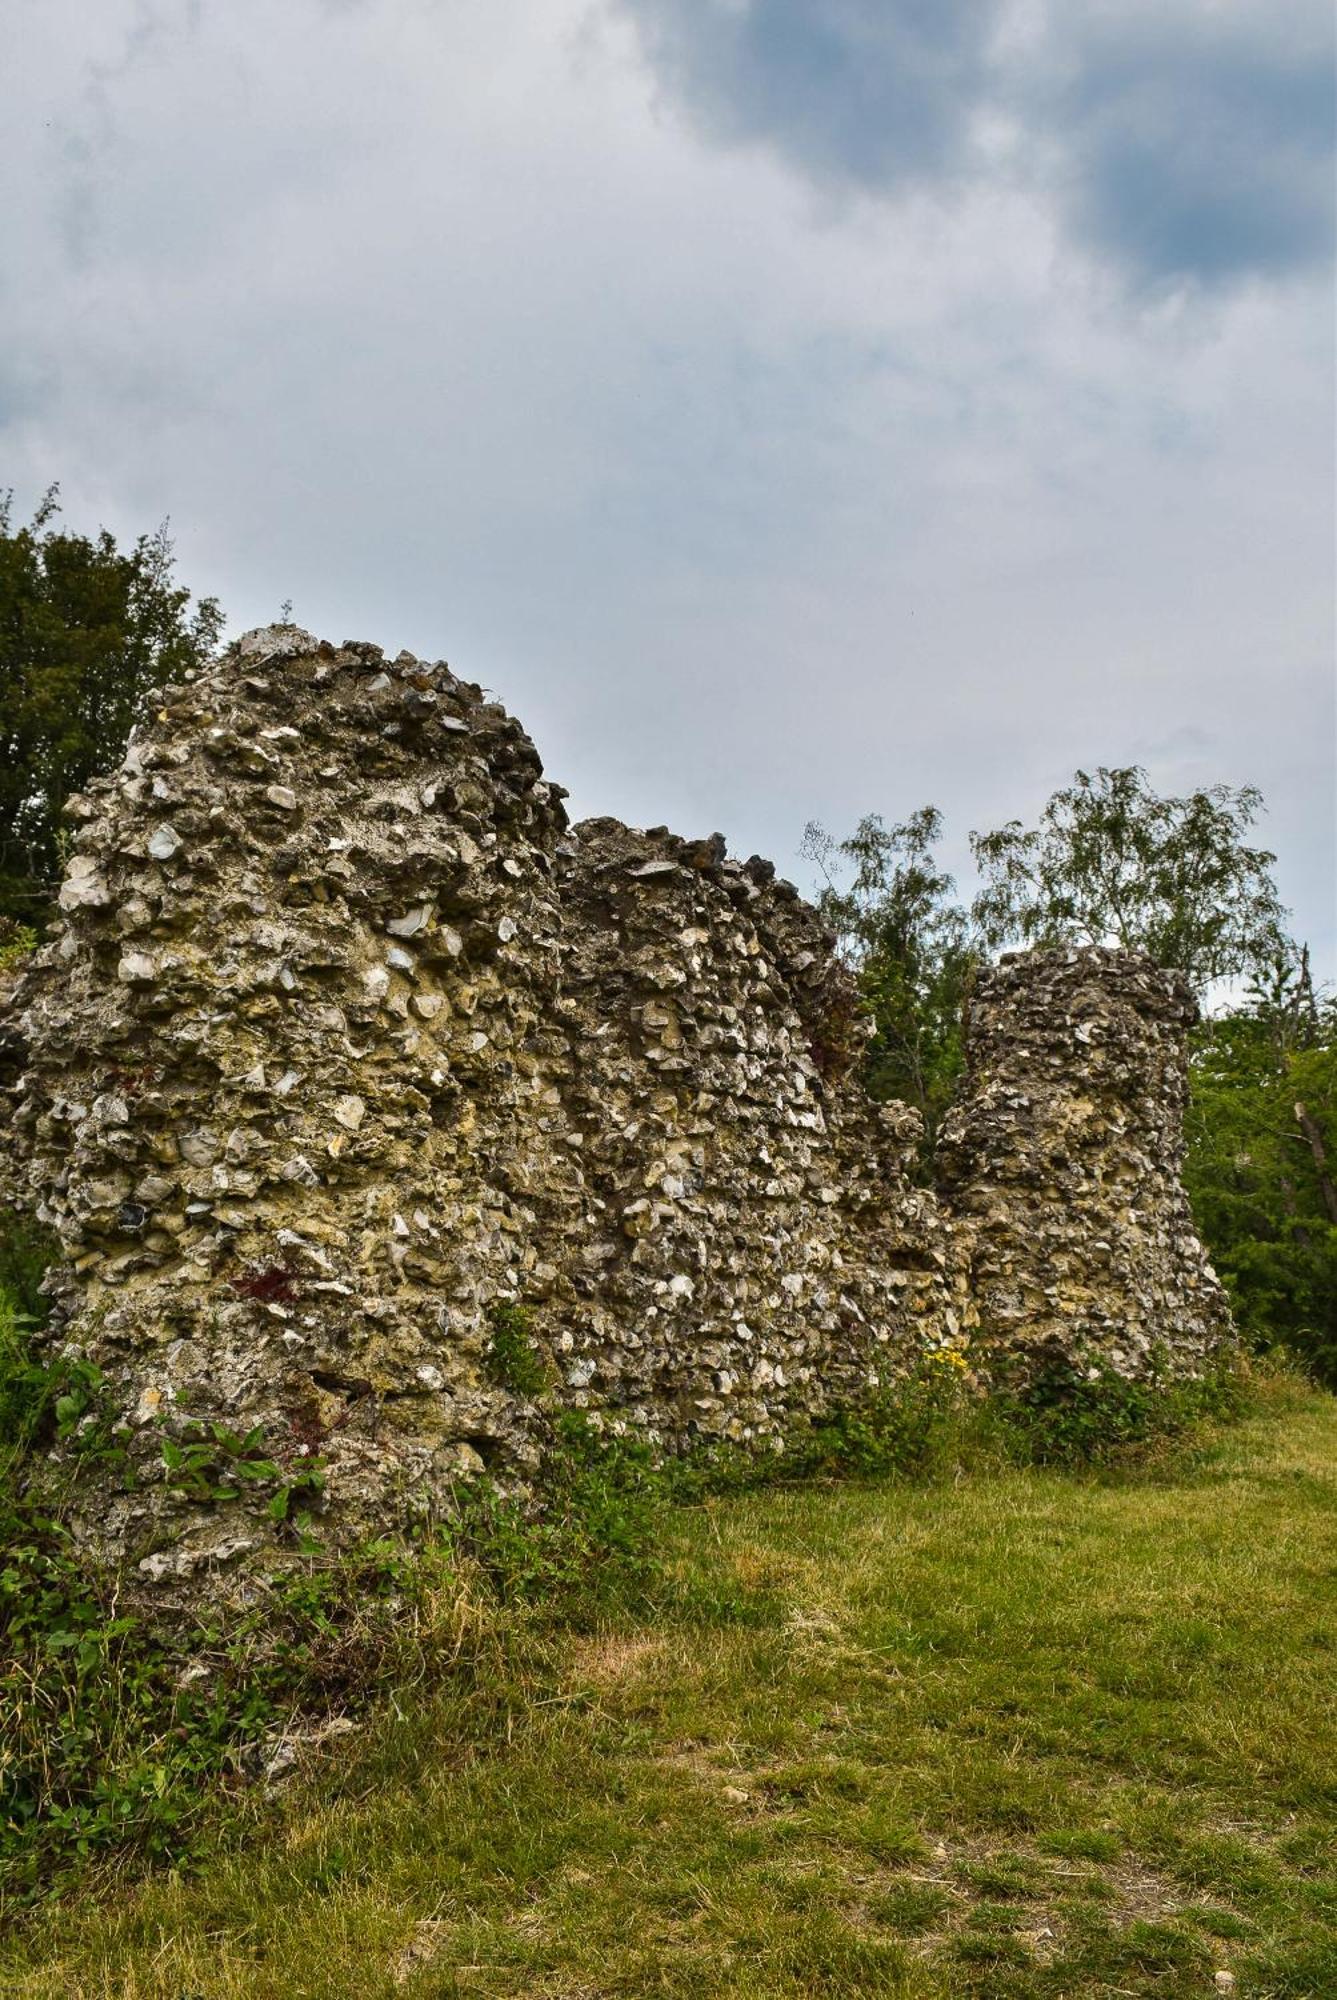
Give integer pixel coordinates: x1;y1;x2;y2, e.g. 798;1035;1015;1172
1294;1101;1337;1226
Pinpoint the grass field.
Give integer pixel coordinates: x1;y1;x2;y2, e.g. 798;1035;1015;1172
3;1375;1334;1999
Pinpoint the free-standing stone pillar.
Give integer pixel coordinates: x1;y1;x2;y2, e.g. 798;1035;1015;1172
936;947;1234;1381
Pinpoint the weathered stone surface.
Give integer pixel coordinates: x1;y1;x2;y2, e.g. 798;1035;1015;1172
540;815;972;1446
937;948;1234;1380
0;629;1233;1600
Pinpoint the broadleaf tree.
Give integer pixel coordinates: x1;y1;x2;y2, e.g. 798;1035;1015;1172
801;807;975;1140
968;765;1289;999
0;487;223;925
1185;961;1337;1386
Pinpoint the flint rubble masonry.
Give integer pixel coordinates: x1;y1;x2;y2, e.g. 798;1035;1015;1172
0;629;1234;1598
937;949;1230;1380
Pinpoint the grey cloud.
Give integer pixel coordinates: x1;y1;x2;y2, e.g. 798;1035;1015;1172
50;3;202;269
621;0;1003;190
1;0;1330;974
1044;13;1335;288
1128;724;1213;763
619;0;1335;287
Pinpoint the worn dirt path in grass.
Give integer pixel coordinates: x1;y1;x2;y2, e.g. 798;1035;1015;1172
5;1382;1335;1998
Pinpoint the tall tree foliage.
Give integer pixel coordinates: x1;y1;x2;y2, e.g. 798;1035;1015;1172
801;808;974;1138
0;488;223;924
969;765;1288;999
1184;951;1337;1386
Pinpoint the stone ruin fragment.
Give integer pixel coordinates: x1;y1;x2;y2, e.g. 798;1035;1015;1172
0;628;1234;1597
937;949;1232;1380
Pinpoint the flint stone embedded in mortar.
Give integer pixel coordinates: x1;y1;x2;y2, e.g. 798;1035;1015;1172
0;627;1234;1604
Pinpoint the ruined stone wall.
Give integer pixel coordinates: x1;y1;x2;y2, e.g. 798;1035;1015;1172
0;629;1232;1597
936;949;1233;1380
538;817;971;1444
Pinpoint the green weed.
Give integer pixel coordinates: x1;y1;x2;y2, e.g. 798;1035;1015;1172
987;1347;1248;1467
482;1299;549;1397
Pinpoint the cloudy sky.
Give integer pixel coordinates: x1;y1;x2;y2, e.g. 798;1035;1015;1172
5;0;1334;969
